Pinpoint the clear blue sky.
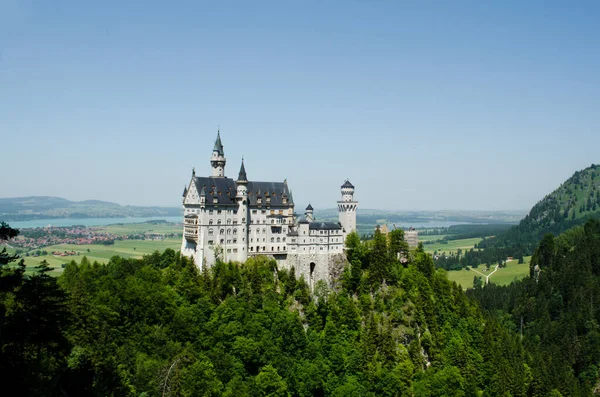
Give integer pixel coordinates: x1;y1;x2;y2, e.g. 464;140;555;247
1;0;599;210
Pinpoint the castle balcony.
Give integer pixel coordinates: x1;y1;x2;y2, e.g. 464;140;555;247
184;226;199;241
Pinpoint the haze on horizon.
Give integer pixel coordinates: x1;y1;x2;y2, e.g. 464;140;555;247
1;1;599;211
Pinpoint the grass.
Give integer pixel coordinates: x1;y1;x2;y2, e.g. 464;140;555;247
102;222;182;236
446;256;532;289
422;237;483;255
14;238;182;276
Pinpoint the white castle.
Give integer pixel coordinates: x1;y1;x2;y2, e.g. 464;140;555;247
181;131;357;287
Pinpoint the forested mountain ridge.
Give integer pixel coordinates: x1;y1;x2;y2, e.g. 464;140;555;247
469;219;600;396
483;164;600;254
1;224;532;396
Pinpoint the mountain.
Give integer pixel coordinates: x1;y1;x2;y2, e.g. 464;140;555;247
0;196;181;221
490;164;600;253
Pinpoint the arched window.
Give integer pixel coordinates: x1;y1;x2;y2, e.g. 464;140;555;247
271;237;275;243
209;219;213;225
227;219;231;225
220;239;224;244
227;228;231;235
233;228;238;235
217;219;222;225
276;237;280;242
220;229;225;235
283;237;286;242
233;238;237;244
242;218;246;223
208;228;214;236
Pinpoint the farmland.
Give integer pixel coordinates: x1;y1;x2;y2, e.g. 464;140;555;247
446;256;532;289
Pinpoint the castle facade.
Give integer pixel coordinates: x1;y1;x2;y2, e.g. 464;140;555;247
181;132;357;287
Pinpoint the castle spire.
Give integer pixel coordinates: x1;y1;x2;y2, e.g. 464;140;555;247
210;129;227;177
213;130;224;156
237;158;248;182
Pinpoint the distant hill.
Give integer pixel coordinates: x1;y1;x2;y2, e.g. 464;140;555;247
0;196;181;221
488;164;600;253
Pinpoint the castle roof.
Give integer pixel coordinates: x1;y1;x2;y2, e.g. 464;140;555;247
213;131;224;156
306;204;314;211
341;180;354;189
191;177;294;207
182;186;188;197
309;222;342;230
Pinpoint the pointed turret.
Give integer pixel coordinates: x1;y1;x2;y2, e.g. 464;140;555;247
182;186;188;197
305;204;314;222
213;130;224;155
237;159;248;182
210;129;227;177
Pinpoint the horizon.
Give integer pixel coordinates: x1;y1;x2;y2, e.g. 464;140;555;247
2;1;599;210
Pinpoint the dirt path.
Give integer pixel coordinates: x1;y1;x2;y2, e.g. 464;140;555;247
469;264;500;285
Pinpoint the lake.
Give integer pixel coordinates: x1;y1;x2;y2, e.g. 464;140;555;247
6;216;183;229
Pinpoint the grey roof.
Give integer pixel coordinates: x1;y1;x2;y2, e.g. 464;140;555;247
341;180;354;189
247;181;293;206
213;131;224;155
182;186;188;197
309;222;342;230
193;177;238;206
237;160;247;182
190;177;294;207
306;204;314;211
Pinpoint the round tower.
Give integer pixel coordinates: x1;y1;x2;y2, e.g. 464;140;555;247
305;204;314;223
235;159;249;262
338;180;357;235
211;130;226;177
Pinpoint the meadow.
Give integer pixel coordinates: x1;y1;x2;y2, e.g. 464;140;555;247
421;236;483;255
446;256;532;289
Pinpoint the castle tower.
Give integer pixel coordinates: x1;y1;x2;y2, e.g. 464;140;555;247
338;180;357;235
210;130;226;177
235;159;249;263
305;204;314;223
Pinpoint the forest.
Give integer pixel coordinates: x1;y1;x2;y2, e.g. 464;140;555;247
0;220;596;396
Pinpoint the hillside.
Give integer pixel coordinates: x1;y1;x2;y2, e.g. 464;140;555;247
0;196;181;221
486;164;600;254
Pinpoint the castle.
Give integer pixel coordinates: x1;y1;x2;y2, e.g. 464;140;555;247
181;131;357;287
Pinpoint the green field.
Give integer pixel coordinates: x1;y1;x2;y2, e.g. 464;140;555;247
446;256;532;289
422;237;483;255
418;234;448;242
17;238;182;276
102;222;182;236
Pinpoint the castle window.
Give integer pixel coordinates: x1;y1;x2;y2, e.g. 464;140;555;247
277;237;280;243
209;210;214;215
208;228;214;236
250;238;253;242
227;249;231;253
227;229;231;235
277;246;280;251
283;237;286;242
209;219;213;225
233;228;237;235
217;210;222;214
262;210;266;214
242;218;246;222
227;240;231;244
252;210;257;214
271;237;275;243
262;228;266;234
220;239;224;244
233;219;238;224
250;247;254;251
217;220;222;225
208;240;214;245
220;229;224;235
227;219;231;225
233;248;238;253
262;246;266;251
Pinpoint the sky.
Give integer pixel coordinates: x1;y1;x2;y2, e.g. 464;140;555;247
1;0;599;211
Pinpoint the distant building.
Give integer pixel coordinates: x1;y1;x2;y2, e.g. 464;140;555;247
375;224;419;248
405;227;419;248
180;131;358;288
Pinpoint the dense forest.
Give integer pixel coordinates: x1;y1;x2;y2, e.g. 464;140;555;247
470;219;600;396
3;219;599;395
1;222;534;396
